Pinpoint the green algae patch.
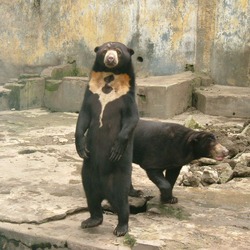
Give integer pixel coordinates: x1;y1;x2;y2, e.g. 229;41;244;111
148;203;191;221
45;80;61;92
123;233;136;248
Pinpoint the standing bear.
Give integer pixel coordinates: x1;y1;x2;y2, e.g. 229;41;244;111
75;42;139;236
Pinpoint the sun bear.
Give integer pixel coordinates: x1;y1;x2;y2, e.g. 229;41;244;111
130;120;228;203
75;42;139;236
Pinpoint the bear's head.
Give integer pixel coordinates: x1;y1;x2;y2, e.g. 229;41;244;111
189;132;229;161
93;42;134;73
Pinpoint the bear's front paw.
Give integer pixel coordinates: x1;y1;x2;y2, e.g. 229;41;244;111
109;138;127;162
75;137;90;159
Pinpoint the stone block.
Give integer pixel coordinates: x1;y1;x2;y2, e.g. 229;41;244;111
0;86;11;111
3;78;45;110
194;85;250;118
44;77;88;112
19;78;45;110
136;72;195;119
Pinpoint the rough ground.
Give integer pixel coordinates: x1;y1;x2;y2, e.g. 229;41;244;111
0;109;249;250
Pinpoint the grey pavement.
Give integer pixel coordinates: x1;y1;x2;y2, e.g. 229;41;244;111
0;109;250;249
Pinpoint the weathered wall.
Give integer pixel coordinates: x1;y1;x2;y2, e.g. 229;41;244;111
196;0;249;87
211;0;249;86
0;0;197;83
0;0;249;87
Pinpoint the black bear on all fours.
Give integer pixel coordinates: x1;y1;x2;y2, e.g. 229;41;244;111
75;42;139;236
130;120;229;204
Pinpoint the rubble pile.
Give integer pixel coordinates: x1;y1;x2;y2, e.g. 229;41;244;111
179;120;250;187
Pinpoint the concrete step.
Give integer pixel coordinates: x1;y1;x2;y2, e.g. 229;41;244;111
194;85;250;118
1;77;45;110
1;72;249;119
44;77;88;112
0;86;11;111
136;71;197;118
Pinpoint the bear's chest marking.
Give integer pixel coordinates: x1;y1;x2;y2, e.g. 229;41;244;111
89;71;130;127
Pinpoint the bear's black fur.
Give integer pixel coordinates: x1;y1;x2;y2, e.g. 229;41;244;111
130;120;228;203
75;42;138;236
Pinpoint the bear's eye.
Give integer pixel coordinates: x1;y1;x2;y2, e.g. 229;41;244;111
116;49;122;56
102;49;108;55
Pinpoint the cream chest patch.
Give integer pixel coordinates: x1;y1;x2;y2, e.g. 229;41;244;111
89;71;130;127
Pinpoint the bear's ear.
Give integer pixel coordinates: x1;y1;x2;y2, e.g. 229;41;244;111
187;133;200;143
94;46;99;53
128;48;134;56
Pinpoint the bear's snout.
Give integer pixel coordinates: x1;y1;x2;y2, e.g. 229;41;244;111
211;143;229;161
107;54;114;62
104;50;118;68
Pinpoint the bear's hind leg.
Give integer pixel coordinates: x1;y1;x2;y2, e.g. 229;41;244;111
113;202;129;237
81;216;103;229
81;204;103;228
108;185;129;236
81;191;103;228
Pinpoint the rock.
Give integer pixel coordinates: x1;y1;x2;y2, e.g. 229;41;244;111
147;207;161;215
233;163;250;178
198;157;217;165
182;171;202;187
201;167;219;185
236;153;250;167
177;165;190;184
181;165;190;174
102;197;147;214
241;123;250;136
184;115;205;129
129;196;147;209
224;159;237;169
58;138;68;144
214;163;233;183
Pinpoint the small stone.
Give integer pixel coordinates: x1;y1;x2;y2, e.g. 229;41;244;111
214;163;233;183
58;138;68;144
233;163;250;178
182;171;202;187
147;207;161;214
237;153;250;166
129;196;147;208
198;157;217;165
201;167;219;185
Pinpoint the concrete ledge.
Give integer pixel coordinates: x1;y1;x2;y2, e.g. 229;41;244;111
1;78;45;110
136;72;196;119
0;86;11;111
194;85;250;118
1;72;250;119
44;77;88;112
40;64;76;80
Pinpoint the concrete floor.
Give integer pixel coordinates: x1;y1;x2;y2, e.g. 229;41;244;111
0;109;249;249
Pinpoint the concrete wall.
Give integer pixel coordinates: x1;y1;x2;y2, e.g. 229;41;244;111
211;0;249;87
0;0;198;83
0;0;249;87
196;0;249;87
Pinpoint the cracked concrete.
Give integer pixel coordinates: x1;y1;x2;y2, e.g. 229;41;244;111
0;109;250;249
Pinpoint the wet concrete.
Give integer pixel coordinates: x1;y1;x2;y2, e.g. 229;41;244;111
0;109;249;249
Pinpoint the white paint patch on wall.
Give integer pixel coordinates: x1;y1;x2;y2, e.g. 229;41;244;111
215;0;248;51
